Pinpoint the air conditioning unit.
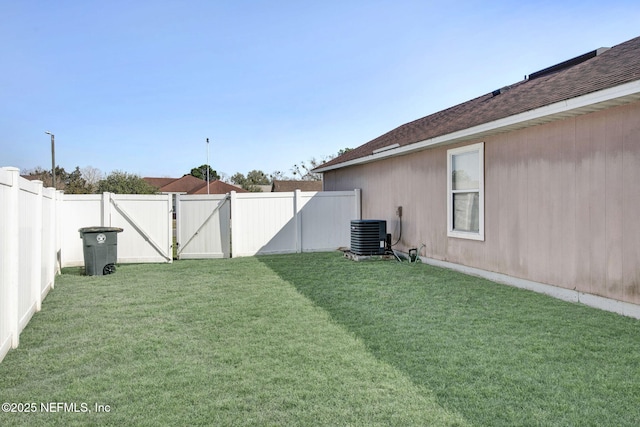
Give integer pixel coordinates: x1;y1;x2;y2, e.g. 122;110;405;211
350;220;387;255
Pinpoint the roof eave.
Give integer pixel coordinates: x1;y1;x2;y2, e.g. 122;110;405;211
314;79;640;173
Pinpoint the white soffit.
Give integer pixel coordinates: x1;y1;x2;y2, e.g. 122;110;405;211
315;79;640;173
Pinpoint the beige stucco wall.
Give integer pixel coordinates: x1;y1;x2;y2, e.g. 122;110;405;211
323;101;640;305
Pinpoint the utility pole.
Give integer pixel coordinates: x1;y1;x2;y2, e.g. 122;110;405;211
206;138;210;195
45;131;56;189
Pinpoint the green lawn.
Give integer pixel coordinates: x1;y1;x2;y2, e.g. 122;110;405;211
1;252;638;426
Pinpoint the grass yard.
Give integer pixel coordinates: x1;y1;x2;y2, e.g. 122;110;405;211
1;252;638;426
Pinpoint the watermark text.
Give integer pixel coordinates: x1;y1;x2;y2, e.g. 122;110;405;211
2;402;111;413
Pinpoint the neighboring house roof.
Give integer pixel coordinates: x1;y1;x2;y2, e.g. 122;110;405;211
271;180;323;192
191;180;248;194
143;175;208;194
315;35;640;172
144;175;246;194
143;177;176;189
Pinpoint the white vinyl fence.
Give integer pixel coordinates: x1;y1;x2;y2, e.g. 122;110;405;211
176;189;361;258
1;167;61;364
1;167;359;364
60;192;173;267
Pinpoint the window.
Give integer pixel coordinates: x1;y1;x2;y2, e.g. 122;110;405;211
447;143;484;240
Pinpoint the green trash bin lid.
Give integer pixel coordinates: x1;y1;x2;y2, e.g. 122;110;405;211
79;227;124;233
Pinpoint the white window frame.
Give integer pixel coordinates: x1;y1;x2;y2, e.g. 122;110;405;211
447;142;484;241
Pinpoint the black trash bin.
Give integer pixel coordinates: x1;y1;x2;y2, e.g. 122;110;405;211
79;227;123;276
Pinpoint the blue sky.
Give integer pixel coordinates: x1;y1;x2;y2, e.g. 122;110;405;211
2;1;639;180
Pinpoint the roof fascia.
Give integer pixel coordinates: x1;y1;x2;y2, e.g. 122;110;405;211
314;79;640;173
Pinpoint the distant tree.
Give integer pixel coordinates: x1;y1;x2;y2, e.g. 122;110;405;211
22;165;94;193
65;167;90;194
246;170;270;185
269;170;288;181
291;158;326;181
336;147;352;156
97;171;158;194
230;169;270;192
218;171;230;182
22;166;47;184
81;166;103;193
22;166;65;189
190;164;220;182
291;148;352;181
230;172;245;186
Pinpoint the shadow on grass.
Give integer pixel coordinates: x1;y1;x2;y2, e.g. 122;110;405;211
258;252;640;427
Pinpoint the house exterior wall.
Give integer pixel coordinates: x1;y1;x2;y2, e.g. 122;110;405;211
323;101;640;305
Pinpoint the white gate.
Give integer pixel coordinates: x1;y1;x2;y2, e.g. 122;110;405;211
176;189;361;258
60;193;173;266
108;194;173;263
176;194;231;259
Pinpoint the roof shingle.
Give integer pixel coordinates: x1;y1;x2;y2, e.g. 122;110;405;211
157;175;208;193
144;175;247;194
191;180;248;194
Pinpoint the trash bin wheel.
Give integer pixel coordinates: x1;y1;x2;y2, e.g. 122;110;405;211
103;263;116;275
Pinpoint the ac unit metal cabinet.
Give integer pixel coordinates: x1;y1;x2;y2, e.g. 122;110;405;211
350;220;387;255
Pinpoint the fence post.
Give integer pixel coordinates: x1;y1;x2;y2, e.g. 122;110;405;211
54;190;63;273
43;187;55;289
175;194;182;258
354;188;362;220
229;191;236;258
168;194;174;262
2;168;20;349
294;190;302;253
32;180;43;312
51;189;61;279
102;192;112;226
